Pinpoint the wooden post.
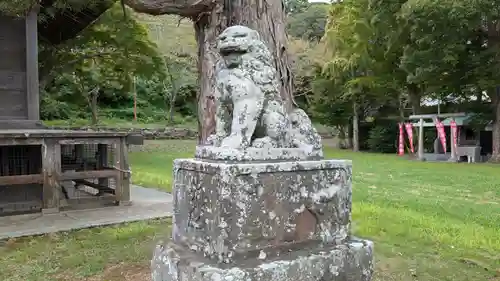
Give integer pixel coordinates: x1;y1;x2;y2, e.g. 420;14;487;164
418;118;425;161
42;139;60;213
449;124;457;162
25;8;40;121
97;144;109;187
115;138;131;206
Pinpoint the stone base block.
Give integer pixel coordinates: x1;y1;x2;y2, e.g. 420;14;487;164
151;238;374;281
172;158;353;262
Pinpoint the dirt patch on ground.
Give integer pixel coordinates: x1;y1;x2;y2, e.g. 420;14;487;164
83;264;151;281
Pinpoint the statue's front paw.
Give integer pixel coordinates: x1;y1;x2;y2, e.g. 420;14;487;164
206;134;222;146
251;137;278;149
221;135;246;149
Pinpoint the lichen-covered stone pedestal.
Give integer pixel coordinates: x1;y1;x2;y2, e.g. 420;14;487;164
151;147;374;281
152;239;373;281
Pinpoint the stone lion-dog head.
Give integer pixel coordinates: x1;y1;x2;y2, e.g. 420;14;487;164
216;25;278;93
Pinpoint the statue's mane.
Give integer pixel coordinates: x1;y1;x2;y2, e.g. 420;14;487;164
240;39;280;97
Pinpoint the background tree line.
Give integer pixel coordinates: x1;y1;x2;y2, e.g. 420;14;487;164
315;0;500;160
37;1;329;126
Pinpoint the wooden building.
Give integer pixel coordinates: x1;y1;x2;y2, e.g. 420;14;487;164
0;1;143;216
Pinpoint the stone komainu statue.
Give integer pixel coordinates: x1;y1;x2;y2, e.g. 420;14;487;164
206;25;322;154
152;29;373;281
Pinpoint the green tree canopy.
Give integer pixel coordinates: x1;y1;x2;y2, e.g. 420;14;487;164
41;3;167;121
287;3;329;41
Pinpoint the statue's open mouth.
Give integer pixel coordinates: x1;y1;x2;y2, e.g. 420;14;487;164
219;45;248;57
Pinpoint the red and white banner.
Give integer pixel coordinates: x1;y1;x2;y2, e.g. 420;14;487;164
434;119;447;153
398;123;404;156
405;123;414;153
450;120;458;150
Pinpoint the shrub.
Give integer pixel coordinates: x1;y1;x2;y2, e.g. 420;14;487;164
367;123;398;153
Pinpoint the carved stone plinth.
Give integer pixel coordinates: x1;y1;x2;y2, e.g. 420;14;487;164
152;239;373;281
151;155;374;281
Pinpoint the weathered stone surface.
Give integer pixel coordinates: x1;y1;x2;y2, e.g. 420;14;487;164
206;25;322;157
195;146;323;162
151;238;374;281
288;108;323;154
171;158;352;263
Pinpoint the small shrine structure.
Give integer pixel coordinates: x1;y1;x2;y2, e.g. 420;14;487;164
0;2;142;216
409;113;492;162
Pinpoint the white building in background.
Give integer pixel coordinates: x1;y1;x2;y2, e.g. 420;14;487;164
420;92;490;107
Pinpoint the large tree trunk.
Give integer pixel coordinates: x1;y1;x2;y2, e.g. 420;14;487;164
346;123;353;149
407;83;421;115
125;0;214;17
352;101;359;152
126;0;296;144
474;90;483;145
485;21;500;162
194;0;295;143
490;90;500;162
398;92;405;119
86;87;99;126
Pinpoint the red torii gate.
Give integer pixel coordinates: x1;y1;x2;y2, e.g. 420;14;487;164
408;112;466;161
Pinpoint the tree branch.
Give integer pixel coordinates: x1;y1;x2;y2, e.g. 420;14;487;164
124;0;215;17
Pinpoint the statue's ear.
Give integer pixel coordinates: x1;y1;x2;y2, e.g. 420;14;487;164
249;30;260;41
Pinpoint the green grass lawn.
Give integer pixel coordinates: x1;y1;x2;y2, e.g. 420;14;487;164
0;140;499;281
